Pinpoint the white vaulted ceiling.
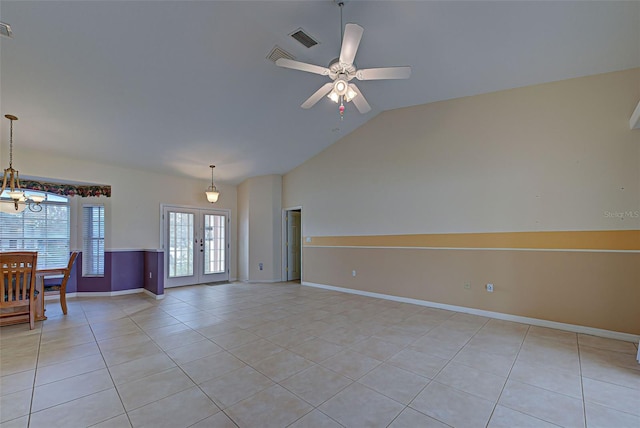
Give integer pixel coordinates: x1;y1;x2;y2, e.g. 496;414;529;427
1;1;638;184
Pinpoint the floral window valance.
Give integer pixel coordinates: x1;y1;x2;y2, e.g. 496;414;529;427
20;180;111;198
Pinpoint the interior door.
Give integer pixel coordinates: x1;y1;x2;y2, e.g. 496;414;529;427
287;211;301;281
164;206;229;288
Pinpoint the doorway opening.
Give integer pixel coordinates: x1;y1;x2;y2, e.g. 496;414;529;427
282;207;302;282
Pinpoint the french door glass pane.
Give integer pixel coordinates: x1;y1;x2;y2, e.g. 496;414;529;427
168;212;194;278
204;214;225;274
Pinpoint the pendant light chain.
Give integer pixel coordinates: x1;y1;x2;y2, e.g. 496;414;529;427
338;1;345;120
9;117;14;169
2;114;44;212
205;164;220;203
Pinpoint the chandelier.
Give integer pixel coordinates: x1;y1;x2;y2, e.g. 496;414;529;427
0;114;44;213
205;165;220;203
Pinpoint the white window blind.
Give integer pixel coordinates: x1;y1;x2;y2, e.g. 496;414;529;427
0;193;70;269
82;205;104;277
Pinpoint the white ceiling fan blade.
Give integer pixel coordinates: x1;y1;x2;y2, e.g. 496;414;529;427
356;66;412;81
339;23;364;65
348;84;371;114
301;82;334;109
275;58;330;76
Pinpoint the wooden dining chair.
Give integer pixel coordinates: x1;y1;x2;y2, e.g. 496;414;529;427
1;252;38;329
41;252;78;315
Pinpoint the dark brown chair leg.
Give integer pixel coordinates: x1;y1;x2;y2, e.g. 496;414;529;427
60;285;67;315
29;300;35;329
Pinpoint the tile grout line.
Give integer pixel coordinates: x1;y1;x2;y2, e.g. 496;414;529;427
27;321;45;428
160;290;279;428
27;307;100;420
132;303;240;427
489;327;582;427
312;311;467;428
399;315;491;427
88;301;144;428
88;307;137;428
479;323;528;428
577;335;588;427
11;284;638;428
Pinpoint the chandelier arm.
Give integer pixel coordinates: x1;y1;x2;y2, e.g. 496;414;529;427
28;201;42;212
1;168;7;194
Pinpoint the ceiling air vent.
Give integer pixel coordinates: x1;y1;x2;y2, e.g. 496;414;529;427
0;22;13;38
290;28;318;48
267;46;295;63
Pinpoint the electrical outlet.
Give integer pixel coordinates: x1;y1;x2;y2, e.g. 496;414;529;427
352;270;356;277
259;263;263;271
149;272;152;279
486;283;494;292
464;282;471;290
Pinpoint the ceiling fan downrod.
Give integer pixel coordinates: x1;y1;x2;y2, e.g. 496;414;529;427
338;1;346;119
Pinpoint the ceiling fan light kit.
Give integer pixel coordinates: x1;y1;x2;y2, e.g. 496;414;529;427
275;1;411;120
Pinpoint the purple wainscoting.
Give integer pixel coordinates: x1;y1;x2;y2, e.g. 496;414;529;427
71;250;164;297
75;252;112;293
144;251;164;296
111;251;144;292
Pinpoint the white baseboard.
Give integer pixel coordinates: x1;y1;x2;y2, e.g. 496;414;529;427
245;279;283;283
75;289;144;297
44;294;73;301
302;281;640;343
143;289;164;300
46;288;164;299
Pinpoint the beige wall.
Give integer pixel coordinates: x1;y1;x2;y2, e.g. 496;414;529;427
284;69;639;235
284;68;640;335
237;180;250;281
5;149;239;279
304;244;640;335
237;174;282;282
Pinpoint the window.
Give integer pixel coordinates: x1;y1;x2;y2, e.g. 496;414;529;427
0;192;70;269
82;205;104;276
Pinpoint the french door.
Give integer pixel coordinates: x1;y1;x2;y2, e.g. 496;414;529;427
163;206;229;288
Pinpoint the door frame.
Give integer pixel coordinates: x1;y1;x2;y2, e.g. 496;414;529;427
281;206;303;282
160;204;231;288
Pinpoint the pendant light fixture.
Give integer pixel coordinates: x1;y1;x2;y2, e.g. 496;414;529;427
0;114;44;213
205;165;220;203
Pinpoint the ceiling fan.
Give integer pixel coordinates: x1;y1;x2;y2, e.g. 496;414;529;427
276;2;411;119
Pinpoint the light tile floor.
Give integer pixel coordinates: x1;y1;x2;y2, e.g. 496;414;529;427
1;282;639;428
